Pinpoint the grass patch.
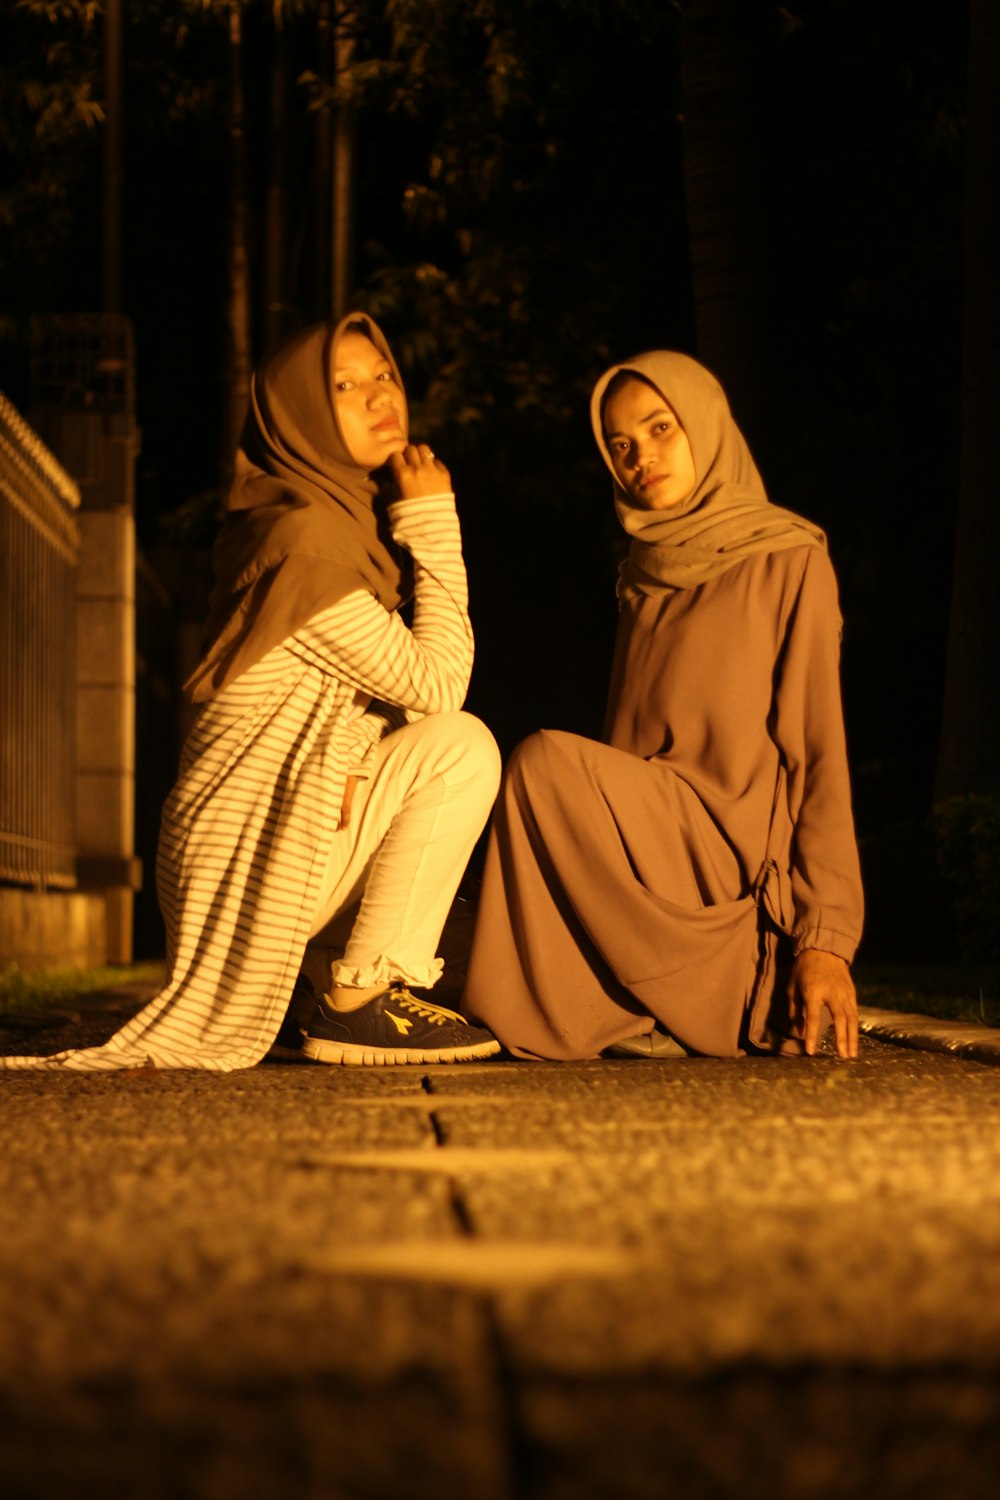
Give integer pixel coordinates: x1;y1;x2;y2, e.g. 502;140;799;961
0;961;165;1016
856;963;1000;1028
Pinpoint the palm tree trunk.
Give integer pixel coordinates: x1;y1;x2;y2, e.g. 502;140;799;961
330;0;357;320
102;0;123;313
224;0;252;476
263;23;289;355
313;0;333;319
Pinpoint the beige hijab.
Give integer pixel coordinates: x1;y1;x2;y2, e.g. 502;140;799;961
590;351;825;596
184;312;412;702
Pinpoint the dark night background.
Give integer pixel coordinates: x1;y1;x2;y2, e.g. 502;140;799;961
2;0;995;963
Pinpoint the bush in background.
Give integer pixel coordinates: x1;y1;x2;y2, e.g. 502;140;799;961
931;795;1000;962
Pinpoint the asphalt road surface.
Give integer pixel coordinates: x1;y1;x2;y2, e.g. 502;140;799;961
1;1006;999;1500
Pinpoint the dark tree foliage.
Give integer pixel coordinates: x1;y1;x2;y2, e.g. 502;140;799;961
0;0;975;890
0;1;104;353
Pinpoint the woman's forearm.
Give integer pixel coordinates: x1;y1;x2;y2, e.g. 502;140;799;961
285;496;474;714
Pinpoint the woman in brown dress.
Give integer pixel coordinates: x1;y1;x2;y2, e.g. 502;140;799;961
463;350;863;1061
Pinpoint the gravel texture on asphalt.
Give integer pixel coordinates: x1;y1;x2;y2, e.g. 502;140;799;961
1;988;999;1499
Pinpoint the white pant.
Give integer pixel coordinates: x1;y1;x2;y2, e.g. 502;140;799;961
302;711;500;994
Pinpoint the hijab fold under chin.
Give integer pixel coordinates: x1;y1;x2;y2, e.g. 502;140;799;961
184;312;412;703
589;351;825;597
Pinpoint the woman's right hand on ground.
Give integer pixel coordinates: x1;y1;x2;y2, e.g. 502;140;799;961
788;949;859;1060
386;443;452;500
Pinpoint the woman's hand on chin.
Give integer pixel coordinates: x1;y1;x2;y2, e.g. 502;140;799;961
387;443;453;500
788;950;859;1060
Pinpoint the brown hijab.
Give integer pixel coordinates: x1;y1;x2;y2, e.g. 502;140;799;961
590;350;825;597
184;312;413;702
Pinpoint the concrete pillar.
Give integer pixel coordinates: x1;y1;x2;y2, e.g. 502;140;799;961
75;504;140;961
29;316;142;963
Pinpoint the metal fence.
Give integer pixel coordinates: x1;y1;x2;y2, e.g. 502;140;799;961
0;391;81;888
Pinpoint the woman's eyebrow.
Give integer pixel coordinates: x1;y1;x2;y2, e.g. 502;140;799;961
605;406;673;438
333;359;391;376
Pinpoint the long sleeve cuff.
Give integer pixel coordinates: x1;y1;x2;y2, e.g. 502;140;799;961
792;926;859;964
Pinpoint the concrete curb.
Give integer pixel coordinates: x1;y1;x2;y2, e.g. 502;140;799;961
859;1004;1000;1068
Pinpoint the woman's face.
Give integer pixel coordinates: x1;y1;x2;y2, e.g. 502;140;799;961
333;329;408;469
602;377;697;510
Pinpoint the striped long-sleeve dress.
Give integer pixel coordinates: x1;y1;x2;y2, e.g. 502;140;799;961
3;493;474;1071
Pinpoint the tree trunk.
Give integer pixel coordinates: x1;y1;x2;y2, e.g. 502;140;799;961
224;0;252;477
330;1;357;321
263;24;289;355
102;0;123;313
679;0;773;465
312;0;333;319
934;0;1000;800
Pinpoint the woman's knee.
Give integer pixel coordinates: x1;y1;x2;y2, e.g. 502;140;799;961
455;711;502;789
413;710;502;792
507;728;583;785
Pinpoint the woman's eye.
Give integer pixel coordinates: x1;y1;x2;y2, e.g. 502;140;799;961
653;422;671;435
335;380;353;392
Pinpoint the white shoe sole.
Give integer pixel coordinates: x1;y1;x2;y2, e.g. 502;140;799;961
301;1036;501;1066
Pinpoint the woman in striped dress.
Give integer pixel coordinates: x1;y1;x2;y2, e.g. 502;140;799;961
4;314;501;1071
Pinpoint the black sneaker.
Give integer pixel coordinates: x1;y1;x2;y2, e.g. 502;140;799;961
302;985;501;1066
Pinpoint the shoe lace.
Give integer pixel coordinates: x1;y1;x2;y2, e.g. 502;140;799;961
394;990;466;1028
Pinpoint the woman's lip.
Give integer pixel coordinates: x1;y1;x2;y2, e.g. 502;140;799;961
372;414;402;432
638;472;666;488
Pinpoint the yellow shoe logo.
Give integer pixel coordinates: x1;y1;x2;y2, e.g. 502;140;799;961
386;1010;414;1036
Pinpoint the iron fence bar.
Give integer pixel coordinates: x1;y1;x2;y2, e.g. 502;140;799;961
0;392;80;890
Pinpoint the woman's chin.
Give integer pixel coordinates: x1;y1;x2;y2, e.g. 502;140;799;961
640;487;696;512
361;439;408;474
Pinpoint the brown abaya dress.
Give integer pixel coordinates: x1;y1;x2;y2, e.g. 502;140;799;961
463;353;863;1060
